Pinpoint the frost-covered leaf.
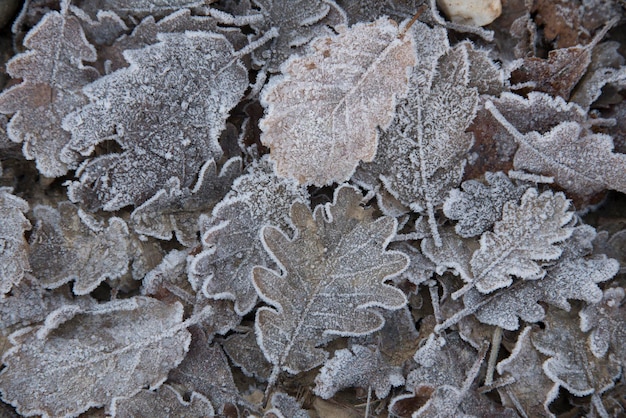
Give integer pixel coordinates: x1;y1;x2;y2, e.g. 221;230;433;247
389;241;435;287
580;287;626;364
190;158;309;315
69;6;129;47
260;17;416;185
0;297;191;418
131;157;242;246
468;188;573;294
496;326;557;418
443;172;528;238
486;99;626;199
265;392;309;418
73;0;205;20
356;30;477;245
335;0;423;25
315;344;404;399
168;326;239;414
222;330;272;381
532;308;621;397
111;385;214;418
248;0;347;72
63;31;248;211
0;276;92;332
254;184;408;374
99;9;246;72
28;202;130;295
421;228;476;283
0;9;98;177
406;332;478;391
464;225;617;330
0;188;30;294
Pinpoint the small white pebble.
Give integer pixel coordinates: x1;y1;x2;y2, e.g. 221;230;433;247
437;0;502;27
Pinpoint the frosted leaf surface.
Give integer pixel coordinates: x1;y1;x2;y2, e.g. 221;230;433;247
253;184;408;373
265;392;309;418
460;42;505;96
0;188;30;294
63;31;248;211
73;0;205;20
357;38;477;244
131;158;242;247
99;9;246;72
464;225;617;330
222;330;272;381
496;327;557;418
421;227;476;283
0;10;98;177
580;287;626;364
314;344;404;399
407;332;477;391
28;202;130;295
0;297;191;418
112;385;214;418
335;0;425;25
0;276;91;332
532;308;621;397
469;188;573;294
389;241;435;286
260;17;416;185
69;6;129;47
443;172;528;238
249;0;347;72
189;158;308;315
509;120;626;199
168;326;239;415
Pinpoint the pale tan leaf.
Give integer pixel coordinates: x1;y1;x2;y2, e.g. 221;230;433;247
260;18;416;185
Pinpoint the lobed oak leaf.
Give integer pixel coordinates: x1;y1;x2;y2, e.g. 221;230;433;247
248;0;347;72
222;330;272;381
468;188;573;294
260;17;416;185
443;172;528;238
0;188;30;294
0;10;98;177
28;202;130;295
131;157;242;247
0;297;191;418
63;31;248;211
73;0;206;21
189;157;309;315
532;308;621;397
253;184;408;374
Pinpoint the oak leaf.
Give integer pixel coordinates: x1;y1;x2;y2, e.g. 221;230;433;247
253;184;408;374
0;188;30;294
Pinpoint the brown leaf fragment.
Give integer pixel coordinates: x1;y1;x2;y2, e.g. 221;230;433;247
0;188;30;294
169;326;239;414
260;17;416;185
254;184;408;374
532;0;622;49
28;202;130;295
111;385;214;418
510;46;592;100
497;326;557;418
532;308;621;397
0;9;98;177
222;330;272;381
0;297;191;418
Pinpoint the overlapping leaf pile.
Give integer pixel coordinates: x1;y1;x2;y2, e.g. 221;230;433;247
1;0;626;417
